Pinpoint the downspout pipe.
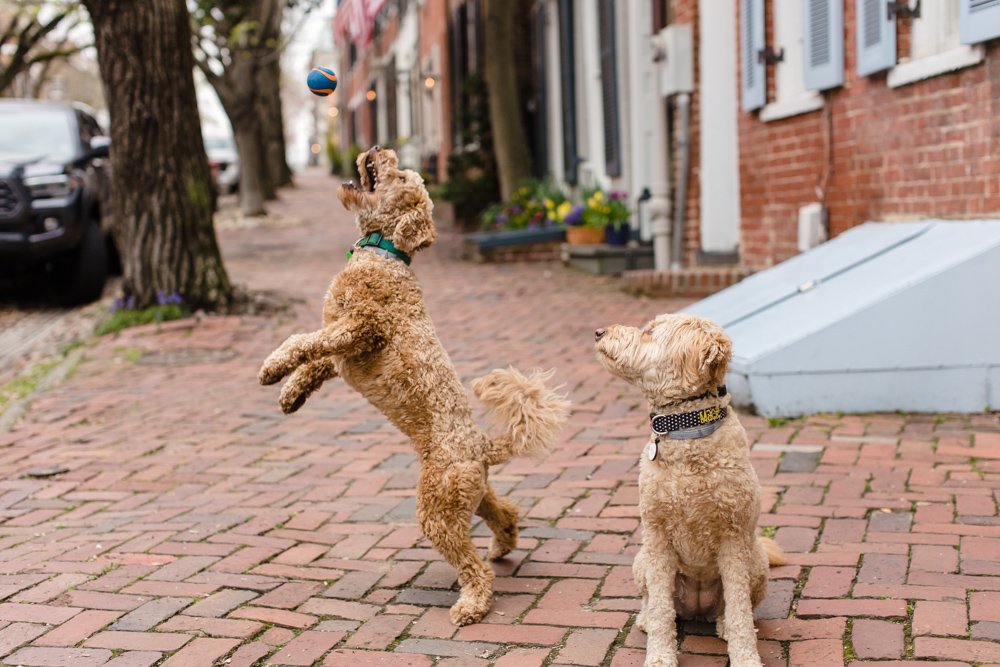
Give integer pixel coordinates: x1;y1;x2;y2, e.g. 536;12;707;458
671;91;691;271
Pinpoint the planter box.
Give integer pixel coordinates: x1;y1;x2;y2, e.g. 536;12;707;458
463;227;567;263
561;244;654;275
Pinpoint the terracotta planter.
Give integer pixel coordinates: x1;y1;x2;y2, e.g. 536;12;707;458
566;226;606;245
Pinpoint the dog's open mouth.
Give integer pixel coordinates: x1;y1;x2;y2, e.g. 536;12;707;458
365;156;377;192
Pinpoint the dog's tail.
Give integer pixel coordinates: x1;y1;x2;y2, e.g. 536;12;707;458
759;536;788;567
472;367;570;466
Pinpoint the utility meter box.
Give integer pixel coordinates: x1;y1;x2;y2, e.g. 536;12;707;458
655;24;693;96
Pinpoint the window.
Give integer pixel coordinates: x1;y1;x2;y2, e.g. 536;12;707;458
759;0;823;120
886;0;985;87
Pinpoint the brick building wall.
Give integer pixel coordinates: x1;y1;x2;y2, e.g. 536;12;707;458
419;0;452;182
737;4;1000;268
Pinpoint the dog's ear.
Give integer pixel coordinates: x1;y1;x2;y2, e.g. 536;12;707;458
393;208;436;254
699;326;732;387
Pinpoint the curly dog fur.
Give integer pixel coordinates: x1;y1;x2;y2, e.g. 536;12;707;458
258;147;570;625
595;313;786;667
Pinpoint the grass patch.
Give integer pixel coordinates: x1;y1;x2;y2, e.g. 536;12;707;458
767;417;791;428
0;358;62;412
760;525;777;538
0;343;84;413
96;303;188;336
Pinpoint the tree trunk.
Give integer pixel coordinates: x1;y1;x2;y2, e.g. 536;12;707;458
211;54;270;216
257;57;293;189
483;0;533;201
82;0;231;310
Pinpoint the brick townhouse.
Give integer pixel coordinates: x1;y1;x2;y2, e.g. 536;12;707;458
333;0;1000;277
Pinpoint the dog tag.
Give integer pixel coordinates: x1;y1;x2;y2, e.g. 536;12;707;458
648;439;659;461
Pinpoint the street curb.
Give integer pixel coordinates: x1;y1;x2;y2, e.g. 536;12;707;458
0;346;85;434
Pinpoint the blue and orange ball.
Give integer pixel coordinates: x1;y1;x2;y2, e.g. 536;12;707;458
307;67;338;97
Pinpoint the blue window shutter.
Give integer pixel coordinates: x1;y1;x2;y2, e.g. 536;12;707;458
804;0;844;90
741;0;765;111
856;0;896;75
960;0;1000;44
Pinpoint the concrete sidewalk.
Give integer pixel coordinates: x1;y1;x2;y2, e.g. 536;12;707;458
0;169;997;666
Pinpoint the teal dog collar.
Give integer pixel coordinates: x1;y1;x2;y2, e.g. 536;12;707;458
347;232;412;265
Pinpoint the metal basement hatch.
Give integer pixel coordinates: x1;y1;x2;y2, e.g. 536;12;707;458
684;220;1000;417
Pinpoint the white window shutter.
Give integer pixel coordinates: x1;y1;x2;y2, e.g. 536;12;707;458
741;0;766;112
856;0;897;75
804;0;844;90
960;0;1000;44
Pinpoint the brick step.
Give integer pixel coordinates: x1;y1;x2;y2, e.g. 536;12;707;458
623;266;753;298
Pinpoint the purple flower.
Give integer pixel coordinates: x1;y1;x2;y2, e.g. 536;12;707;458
156;291;183;306
565;205;584;226
511;204;523;214
496;214;508;224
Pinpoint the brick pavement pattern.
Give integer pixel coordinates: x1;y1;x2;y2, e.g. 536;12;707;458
0;170;998;666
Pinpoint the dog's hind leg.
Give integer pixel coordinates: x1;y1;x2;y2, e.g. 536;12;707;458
278;357;340;414
476;485;519;561
418;463;495;626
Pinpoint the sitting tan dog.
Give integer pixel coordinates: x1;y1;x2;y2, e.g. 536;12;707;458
259;146;569;625
594;313;785;667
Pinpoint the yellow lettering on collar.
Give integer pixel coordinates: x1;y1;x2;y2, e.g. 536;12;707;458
699;407;721;423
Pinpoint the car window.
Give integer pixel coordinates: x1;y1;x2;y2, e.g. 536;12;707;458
77;112;102;145
0;108;77;162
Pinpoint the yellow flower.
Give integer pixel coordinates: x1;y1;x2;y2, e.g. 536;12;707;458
556;201;572;220
593;191;604;202
544;198;554;210
586;196;598;208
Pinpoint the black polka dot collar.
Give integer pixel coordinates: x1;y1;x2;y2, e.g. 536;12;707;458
648;385;729;443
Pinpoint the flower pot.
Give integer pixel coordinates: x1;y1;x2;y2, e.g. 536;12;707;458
604;224;630;246
566;226;606;245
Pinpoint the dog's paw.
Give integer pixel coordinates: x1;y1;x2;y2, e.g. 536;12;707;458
643;655;678;667
486;527;517;561
449;596;490;626
279;388;307;414
258;359;287;386
635;610;647;633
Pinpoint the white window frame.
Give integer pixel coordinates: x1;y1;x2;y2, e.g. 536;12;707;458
887;0;985;89
760;0;823;122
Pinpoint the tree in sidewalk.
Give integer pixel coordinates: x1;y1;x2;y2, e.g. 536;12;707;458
482;0;533;201
191;0;317;216
81;0;231;310
0;0;87;96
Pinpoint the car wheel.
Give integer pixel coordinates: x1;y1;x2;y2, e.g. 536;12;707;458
55;222;108;306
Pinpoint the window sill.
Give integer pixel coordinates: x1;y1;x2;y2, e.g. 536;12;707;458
887;44;985;88
759;92;824;122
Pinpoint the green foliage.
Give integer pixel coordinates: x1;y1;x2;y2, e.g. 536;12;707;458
434;74;500;224
581;188;630;230
341;143;363;180
326;137;343;176
479;181;570;231
96;304;188;336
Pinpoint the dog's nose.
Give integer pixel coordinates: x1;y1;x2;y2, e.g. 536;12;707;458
373;145;380;152
594;328;606;341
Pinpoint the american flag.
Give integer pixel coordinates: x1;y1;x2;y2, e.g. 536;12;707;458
334;0;388;47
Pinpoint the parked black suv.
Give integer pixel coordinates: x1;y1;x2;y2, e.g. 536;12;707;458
0;100;113;305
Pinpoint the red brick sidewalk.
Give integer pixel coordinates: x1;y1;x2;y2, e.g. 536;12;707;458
0;170;998;666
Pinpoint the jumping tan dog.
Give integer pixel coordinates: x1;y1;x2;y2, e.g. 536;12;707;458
259;146;569;625
594;313;785;667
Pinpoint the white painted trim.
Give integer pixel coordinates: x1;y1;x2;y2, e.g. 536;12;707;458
579;0;606;189
759;92;824;122
887;44;985;88
699;0;741;254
